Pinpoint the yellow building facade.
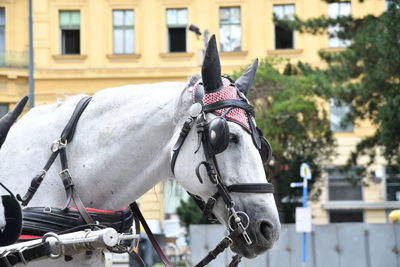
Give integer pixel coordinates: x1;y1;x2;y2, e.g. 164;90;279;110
0;0;396;224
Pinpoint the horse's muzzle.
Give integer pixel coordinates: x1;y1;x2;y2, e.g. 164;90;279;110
229;202;281;258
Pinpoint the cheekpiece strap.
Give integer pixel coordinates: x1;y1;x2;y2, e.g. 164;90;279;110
170;117;195;174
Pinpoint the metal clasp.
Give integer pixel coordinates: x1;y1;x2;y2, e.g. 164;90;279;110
51;139;67;152
43;207;52;213
42;232;64;259
228;208;252;245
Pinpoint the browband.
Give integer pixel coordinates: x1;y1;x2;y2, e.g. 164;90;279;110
202;100;255;115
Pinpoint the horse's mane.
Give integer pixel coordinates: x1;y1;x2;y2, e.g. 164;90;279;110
173;74;201;124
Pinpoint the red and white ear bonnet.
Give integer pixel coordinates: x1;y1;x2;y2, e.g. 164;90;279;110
193;77;250;132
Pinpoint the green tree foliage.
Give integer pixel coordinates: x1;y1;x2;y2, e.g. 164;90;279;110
232;58;335;223
276;3;400;168
176;197;212;228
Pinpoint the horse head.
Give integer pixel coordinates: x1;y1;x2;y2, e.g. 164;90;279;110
172;35;280;258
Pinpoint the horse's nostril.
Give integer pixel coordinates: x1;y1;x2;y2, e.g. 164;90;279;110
259;220;274;240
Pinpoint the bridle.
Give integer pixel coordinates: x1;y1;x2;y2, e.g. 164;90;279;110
170;81;275;263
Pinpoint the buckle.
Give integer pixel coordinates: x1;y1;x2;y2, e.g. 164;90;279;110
43;207;52;213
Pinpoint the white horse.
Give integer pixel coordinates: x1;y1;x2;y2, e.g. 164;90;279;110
0;36;280;266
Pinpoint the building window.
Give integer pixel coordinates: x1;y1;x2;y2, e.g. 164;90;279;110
273;5;295;49
327;166;362;201
330;99;353;132
328;2;351;48
0;104;8;118
330;210;364;223
113;10;134;54
386;166;400;201
219;7;241;52
166;9;187;53
60;10;80;55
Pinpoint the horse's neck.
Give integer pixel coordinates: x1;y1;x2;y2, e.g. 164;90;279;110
0;82;192;210
68;82;192;209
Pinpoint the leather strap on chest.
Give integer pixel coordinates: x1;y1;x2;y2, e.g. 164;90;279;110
17;96;94;224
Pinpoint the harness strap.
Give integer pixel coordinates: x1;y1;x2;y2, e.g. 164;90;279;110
128;250;146;267
130;202;173;267
228;255;243;267
17;154;57;206
194;227;243;267
188;183;275;222
71;188;96;225
60;96;92;143
202;99;254;115
0;242;51;267
17;96;93;226
170;117;195;174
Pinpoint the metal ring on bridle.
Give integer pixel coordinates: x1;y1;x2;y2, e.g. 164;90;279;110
42;232;64;259
228;211;250;231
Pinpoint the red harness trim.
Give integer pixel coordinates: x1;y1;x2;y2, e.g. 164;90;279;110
19;234;42;239
67;206;129;214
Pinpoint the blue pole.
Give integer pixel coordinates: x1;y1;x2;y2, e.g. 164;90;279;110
302;177;308;264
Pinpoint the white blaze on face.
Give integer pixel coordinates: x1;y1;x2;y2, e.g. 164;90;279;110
0;197;5;231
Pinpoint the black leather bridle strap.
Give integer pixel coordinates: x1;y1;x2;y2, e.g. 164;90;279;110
171;117;195;174
17;96;94;218
209;183;274;208
194;227;243;267
202;99;254;116
198;182;274;221
59;96;92;143
226;183;274;194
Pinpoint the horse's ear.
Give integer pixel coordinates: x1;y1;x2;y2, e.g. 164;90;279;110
235;59;259;96
0;96;28;148
201;35;223;92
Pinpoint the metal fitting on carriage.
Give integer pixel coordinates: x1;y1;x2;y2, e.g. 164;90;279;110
42;232;64;259
0;251;12;267
17;246;28;265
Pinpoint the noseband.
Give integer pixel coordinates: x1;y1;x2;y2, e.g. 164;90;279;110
171;81;274;249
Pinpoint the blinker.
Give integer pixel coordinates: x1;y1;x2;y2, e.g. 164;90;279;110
206;117;229;157
0;194;22;246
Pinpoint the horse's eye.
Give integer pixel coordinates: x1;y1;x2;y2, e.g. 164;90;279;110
229;134;239;144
